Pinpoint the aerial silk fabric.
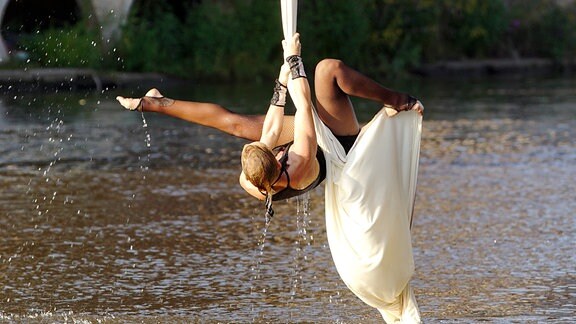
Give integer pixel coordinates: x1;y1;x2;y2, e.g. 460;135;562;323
280;0;298;40
279;0;421;321
312;107;423;323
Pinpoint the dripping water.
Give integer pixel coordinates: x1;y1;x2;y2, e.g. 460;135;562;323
290;192;311;301
140;111;152;172
127;111;152;213
249;207;272;319
27;114;72;222
250;209;272;286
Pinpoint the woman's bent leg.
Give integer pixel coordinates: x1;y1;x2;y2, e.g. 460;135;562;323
313;59;360;136
313;59;413;135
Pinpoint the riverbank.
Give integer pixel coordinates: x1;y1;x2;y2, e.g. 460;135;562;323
0;68;184;93
413;58;576;77
1;58;575;93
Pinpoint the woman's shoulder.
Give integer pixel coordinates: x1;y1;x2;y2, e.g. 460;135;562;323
285;151;320;189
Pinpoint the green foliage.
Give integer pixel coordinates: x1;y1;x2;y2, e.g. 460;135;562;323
18;22;102;68
298;0;370;68
114;1;282;80
232;1;284;79
362;0;441;75
506;0;576;60
439;0;508;58
115;8;185;76
181;1;282;81
177;2;237;80
9;0;576;79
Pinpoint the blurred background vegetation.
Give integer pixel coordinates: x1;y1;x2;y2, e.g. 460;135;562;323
7;0;576;81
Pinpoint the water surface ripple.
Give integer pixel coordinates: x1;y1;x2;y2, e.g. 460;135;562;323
1;77;575;323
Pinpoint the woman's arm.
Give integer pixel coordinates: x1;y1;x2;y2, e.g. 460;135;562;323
283;34;318;186
287;72;316;162
259;64;291;148
237;63;292;200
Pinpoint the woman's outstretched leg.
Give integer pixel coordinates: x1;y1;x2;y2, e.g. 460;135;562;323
117;89;295;144
313;59;416;136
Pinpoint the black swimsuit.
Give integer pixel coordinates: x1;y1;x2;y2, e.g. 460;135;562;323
271;134;357;201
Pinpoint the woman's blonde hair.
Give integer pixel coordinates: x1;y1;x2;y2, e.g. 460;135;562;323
241;142;280;196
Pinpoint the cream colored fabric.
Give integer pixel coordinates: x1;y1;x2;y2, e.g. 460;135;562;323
280;0;298;40
313;107;422;323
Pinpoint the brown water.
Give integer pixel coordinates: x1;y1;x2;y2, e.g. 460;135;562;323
0;76;575;323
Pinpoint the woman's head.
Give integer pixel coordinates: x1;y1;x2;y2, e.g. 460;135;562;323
241;142;280;195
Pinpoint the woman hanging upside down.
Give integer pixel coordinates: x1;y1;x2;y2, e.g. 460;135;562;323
117;33;423;323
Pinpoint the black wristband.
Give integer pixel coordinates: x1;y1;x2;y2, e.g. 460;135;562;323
286;55;307;79
270;79;287;107
399;95;418;111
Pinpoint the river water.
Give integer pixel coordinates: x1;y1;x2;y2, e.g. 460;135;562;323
0;75;574;323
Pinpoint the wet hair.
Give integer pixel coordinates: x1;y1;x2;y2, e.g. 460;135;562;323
241;142;281;203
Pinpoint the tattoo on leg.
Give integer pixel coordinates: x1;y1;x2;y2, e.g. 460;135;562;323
147;96;175;107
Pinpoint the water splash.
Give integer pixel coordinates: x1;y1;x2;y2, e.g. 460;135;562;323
249;209;272;293
248;207;273;320
290;193;312;300
140;111;151;149
28;116;72;221
140;111;151;175
127;111;152;211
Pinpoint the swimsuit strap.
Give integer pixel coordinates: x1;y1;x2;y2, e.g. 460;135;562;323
278;159;291;187
272;144;291;187
270;164;285;187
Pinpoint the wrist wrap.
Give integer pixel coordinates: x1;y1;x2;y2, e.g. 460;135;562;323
270;79;287;107
399;95;418;111
286;55;307;79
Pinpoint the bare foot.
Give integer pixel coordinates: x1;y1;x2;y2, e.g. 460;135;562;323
116;88;174;112
116;96;143;111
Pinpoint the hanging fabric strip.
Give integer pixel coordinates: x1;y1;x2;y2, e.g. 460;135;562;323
313;106;423;323
280;0;298;40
